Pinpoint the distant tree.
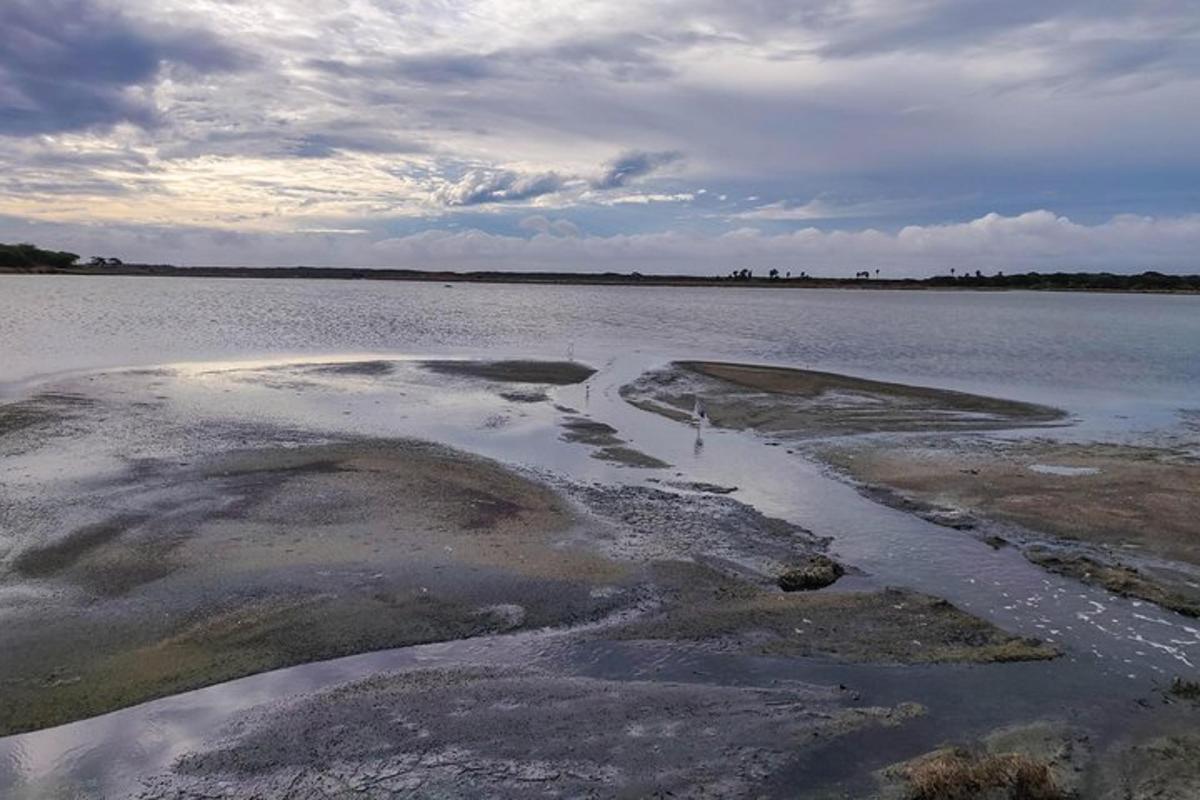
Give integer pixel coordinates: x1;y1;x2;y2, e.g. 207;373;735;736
0;242;80;270
769;268;779;279
89;256;107;266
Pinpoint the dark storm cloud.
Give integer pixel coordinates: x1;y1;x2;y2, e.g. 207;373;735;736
593;151;682;190
0;0;252;135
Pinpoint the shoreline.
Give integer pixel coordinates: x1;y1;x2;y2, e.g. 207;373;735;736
624;360;1200;618
3;264;1200;294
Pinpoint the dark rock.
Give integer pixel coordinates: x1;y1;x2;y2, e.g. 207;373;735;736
778;555;844;591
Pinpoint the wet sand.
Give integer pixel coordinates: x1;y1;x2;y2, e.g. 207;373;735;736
137;667;924;799
0;431;1039;736
0;439;631;734
3;357;1198;797
817;439;1200;617
625;361;1200;618
621;360;1065;435
0;361;1056;741
421;359;596;385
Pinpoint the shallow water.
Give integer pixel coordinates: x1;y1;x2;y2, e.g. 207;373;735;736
2;277;1199;795
3;276;1199;432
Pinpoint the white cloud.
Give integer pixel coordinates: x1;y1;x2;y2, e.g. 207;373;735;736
8;210;1198;276
733;196;908;221
1;0;1198;255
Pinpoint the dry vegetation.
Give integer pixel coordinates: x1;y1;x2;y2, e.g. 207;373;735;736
898;748;1065;800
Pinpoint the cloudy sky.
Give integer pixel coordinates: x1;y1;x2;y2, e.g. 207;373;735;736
2;0;1198;274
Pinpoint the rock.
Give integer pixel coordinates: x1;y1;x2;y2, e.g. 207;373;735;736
778;555;844;591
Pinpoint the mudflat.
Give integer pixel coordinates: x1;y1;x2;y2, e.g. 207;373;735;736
818;439;1200;616
4;356;1196;799
623;360;1200;618
0;439;629;734
421;359;596;385
622;360;1065;435
0;360;1058;737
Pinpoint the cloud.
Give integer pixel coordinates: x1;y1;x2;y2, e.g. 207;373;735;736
1;0;1198;252
0;0;251;135
432;150;687;208
6;210;1199;275
307;54;495;85
519;215;582;238
435;170;565;206
733;196;913;222
593;150;683;189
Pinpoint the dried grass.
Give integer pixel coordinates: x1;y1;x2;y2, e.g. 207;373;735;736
901;748;1065;800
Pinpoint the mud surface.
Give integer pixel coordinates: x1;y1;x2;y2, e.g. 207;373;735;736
608;561;1056;664
819;438;1200;616
621;360;1200;623
559;415;671;468
0;439;630;734
0;373;1055;741
0;357;1190;798
136;667;922;800
871;716;1200;800
422;359;596;385
622;361;1064;436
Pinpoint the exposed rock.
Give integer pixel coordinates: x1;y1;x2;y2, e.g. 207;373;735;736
778;554;845;591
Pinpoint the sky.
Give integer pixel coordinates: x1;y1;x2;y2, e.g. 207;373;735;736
1;0;1199;275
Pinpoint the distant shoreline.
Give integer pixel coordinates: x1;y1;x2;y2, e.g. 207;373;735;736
2;263;1199;294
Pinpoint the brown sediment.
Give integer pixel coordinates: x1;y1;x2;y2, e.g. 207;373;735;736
305;360;395;376
499;389;549;403
1094;733;1200;800
0;440;633;735
559;417;622;446
819;441;1200;566
621;361;1065;437
818;439;1200;616
621;360;1199;618
607;561;1057;665
422;359;596;385
559;415;671;468
1025;548;1200;618
591;445;671;469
